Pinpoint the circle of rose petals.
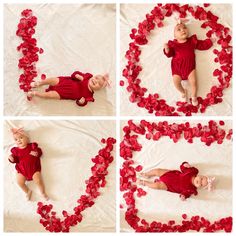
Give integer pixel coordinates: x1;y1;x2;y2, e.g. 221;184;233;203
37;137;116;232
121;4;232;116
120;120;232;232
16;9;46;100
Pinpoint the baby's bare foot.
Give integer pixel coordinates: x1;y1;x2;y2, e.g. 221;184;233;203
30;81;41;88
26;190;32;201
42;193;49;201
191;97;198;106
181;89;188;102
139;172;151;179
27;91;36;98
136;179;145;186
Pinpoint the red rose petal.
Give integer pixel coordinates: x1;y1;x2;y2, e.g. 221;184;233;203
41;74;46;80
120;80;125;86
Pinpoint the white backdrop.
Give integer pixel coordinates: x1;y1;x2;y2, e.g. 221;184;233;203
4;4;116;116
120;4;232;116
4;120;116;232
120;120;232;232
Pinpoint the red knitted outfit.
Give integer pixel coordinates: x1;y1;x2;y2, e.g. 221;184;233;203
45;71;94;106
159;162;199;198
163;34;213;80
9;143;42;181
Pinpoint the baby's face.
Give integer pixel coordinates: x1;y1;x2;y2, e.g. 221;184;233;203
174;23;189;41
14;133;28;149
193;175;208;188
89;75;105;91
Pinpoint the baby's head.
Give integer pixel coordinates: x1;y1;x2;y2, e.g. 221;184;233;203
174;23;189;41
89;74;111;91
193;175;208;188
11;127;29;149
193;175;215;191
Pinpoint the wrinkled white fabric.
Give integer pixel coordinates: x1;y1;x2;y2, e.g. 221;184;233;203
120;4;232;116
4;4;116;116
120;120;232;232
4;120;116;232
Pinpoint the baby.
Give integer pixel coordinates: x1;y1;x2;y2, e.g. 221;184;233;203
163;20;213;106
137;162;215;200
8;127;48;201
28;71;111;106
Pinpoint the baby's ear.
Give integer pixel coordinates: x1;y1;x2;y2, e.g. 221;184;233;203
104;73;109;78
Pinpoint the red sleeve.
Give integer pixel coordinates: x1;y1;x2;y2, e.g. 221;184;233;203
163;40;175;58
71;71;93;80
9;147;19;163
180;162;189;172
71;71;84;79
76;96;95;107
181;189;198;199
84;73;93;80
180;162;199;175
191;34;213;50
31;143;43;158
76;99;88;107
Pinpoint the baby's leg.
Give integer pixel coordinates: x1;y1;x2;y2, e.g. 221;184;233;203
141;168;170;178
173;75;187;101
16;173;32;200
32;77;59;87
32;171;48;200
33;91;60;99
138;179;167;190
188;70;197;99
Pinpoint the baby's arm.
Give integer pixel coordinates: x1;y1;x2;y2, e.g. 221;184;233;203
180;161;191;171
30;143;43;157
76;97;87;107
196;38;213;50
164;43;170;54
76;97;94;107
71;71;84;80
180;162;199;178
8;155;15;163
179;190;193;200
192;35;213;50
183;162;191;168
74;74;84;81
9;147;19;163
163;42;175;57
179;194;186;201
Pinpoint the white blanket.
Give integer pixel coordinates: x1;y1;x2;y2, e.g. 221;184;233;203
120;120;232;232
4;4;116;116
120;4;232;116
4;120;116;232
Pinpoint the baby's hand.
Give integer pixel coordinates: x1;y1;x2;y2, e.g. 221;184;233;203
183;162;191;168
30;151;38;157
179;194;186;201
75;74;83;80
8;155;14;162
78;97;86;104
164;43;169;53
